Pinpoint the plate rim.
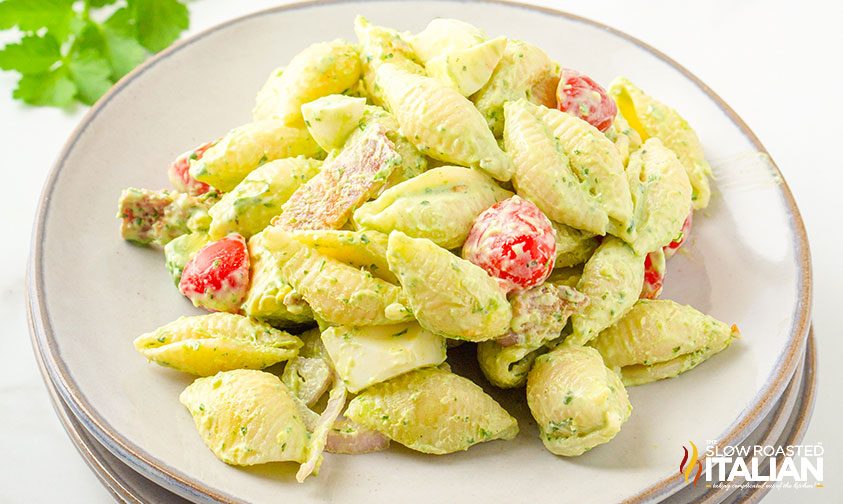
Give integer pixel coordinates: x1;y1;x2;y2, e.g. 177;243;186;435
27;1;814;503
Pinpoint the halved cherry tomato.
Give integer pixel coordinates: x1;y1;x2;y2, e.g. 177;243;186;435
664;211;693;258
641;249;666;300
462;196;557;292
168;141;215;195
556;68;617;132
179;234;249;312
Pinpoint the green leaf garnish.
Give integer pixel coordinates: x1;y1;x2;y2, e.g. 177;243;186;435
0;0;190;108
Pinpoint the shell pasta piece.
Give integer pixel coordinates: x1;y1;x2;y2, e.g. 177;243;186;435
345;367;518;454
504;99;609;235
133;313;302;376
590;299;740;386
354;16;424;106
180;370;310;466
471;39;559;137
375;62;513;181
528;101;634;234
288;229;396;283
386;231;512;341
208;157;322;240
609;77;712;209
527;345;631;456
625;138;693;255
282;242;411;326
568;236;644;346
252;40;361;125
242;231;313;326
354;166;512;249
189;120;322;192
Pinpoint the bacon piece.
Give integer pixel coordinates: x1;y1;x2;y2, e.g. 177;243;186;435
497;283;588;347
274;125;401;230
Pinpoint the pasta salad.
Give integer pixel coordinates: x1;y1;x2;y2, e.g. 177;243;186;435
117;16;739;482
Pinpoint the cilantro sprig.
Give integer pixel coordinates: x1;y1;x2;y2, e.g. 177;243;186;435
0;0;189;108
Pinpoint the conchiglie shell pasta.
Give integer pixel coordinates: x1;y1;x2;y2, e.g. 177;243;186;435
609;77;712;209
180;370;310;465
568;236;644;346
504;99;608;235
133;313;302;376
354;16;424;106
386;231;511;341
354;166;512;249
242;231;313;326
288;229;396;283
282;242;411;326
528;101;634;233
208;157;322;240
189;121;322;192
252;40;361;125
471;39;559;137
591;299;739;386
346;367;518;454
625;138;693;255
527;345;631;456
375;63;513;181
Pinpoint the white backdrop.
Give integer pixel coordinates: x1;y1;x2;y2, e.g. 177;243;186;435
1;1;839;502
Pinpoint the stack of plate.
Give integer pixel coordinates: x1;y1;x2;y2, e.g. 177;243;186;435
26;2;816;503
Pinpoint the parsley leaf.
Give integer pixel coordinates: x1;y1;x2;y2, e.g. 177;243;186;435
14;67;77;107
67;49;112;104
102;7;149;79
0;0;75;40
0;34;61;74
0;0;190;108
130;0;189;53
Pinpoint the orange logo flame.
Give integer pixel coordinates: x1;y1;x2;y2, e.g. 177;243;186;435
679;441;703;487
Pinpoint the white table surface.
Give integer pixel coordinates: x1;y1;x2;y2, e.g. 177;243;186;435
1;1;839;502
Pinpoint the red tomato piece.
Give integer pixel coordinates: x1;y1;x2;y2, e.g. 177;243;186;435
664;211;693;258
641;249;666;300
462;196;557;293
168;141;216;195
179;234;250;312
556;68;617;132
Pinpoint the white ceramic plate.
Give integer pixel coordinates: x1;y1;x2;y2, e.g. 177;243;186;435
30;1;812;503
